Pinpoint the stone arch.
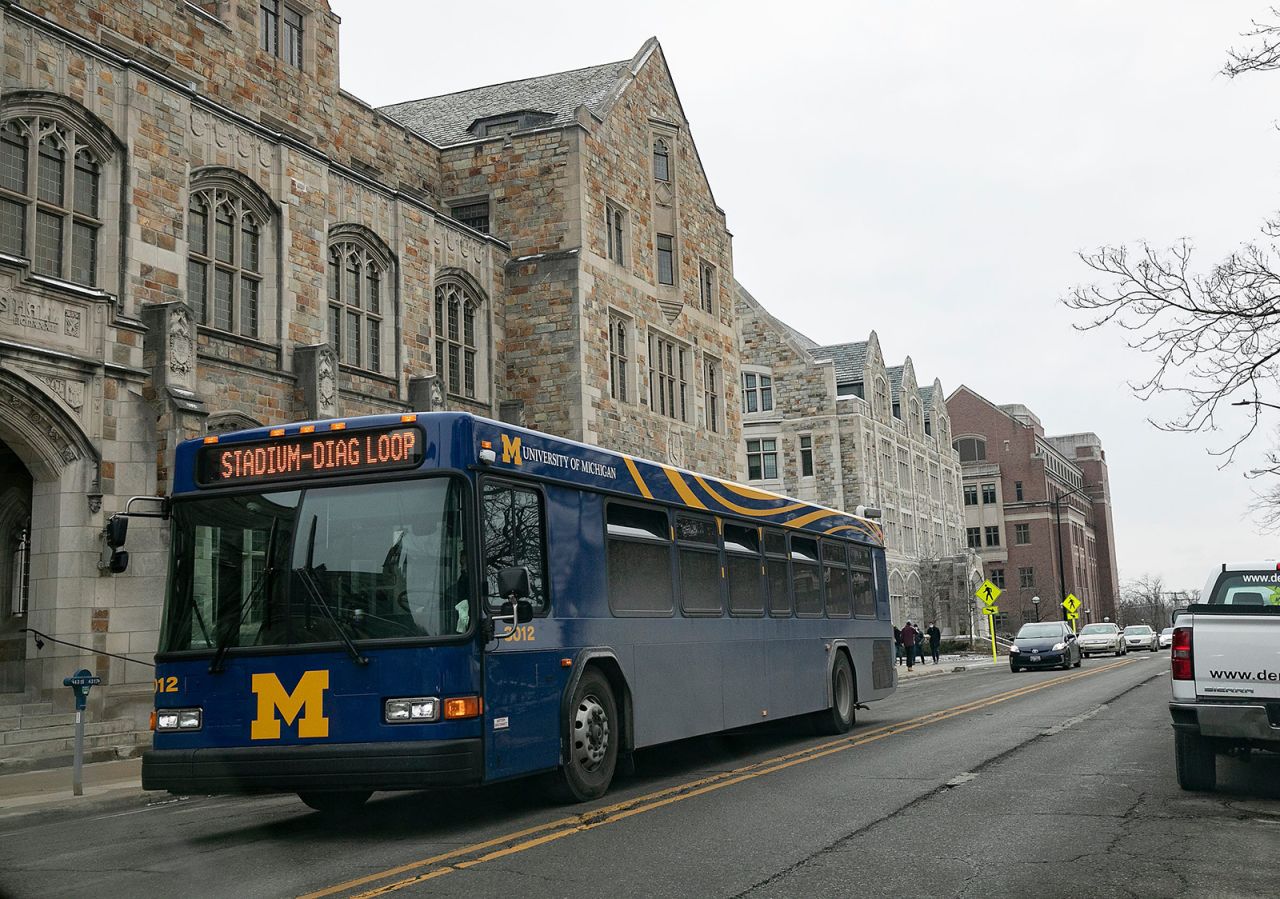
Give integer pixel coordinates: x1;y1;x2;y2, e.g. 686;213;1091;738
328;222;395;272
905;570;923;620
0;89;125;162
189;166;277;222
888;568;906;624
205;411;262;435
0;365;98;483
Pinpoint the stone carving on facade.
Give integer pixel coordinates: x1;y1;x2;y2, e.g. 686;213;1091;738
32;373;85;411
317;347;337;412
87;494;102;514
659;298;683;324
667;428;685;467
64;308;81;338
655;181;674;208
169;305;193;375
190;109;207;137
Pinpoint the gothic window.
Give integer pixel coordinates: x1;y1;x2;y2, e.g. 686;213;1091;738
874;377;890;419
0;116;103;285
703;355;721;433
606;202;626;264
653;138;670;182
656;233;675;285
648;331;688;422
699;260;716;313
742;371;773;413
188;185;265;338
327;236;389;372
609;314;630;402
436;279;483;399
451;200;490;234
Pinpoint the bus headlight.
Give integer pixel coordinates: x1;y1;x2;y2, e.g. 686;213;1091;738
384;697;439;723
156;708;202;731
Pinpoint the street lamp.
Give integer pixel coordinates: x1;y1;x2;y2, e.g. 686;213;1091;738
1031;594;1041;622
1050;483;1090;621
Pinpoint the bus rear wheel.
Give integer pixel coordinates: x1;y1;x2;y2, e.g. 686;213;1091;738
551;668;618;803
813;652;856;735
298;790;371;815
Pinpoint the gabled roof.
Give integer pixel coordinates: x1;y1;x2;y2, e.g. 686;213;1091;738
379;59;632;147
813;341;868;384
737;281;820;358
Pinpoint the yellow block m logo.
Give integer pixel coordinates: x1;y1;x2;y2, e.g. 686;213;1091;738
250;670;329;740
501;434;522;465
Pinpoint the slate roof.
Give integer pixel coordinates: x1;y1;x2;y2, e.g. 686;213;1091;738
887;365;905;400
918;385;936;414
813;341;868;384
378;59;631;147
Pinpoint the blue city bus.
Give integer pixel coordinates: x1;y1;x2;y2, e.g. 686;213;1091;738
138;411;895;812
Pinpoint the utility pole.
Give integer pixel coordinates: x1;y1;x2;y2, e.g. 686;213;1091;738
1051;484;1088;621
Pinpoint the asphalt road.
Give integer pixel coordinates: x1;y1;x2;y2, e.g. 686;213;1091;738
2;653;1277;899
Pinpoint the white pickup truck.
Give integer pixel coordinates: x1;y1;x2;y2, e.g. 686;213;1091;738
1169;562;1280;791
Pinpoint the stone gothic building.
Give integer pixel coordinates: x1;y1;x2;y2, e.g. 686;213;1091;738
736;284;980;633
0;0;736;765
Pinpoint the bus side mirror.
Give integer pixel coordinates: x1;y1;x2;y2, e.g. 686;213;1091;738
500;599;534;625
105;514;129;548
496;566;531;601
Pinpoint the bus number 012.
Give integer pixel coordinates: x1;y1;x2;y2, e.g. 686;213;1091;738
508;625;535;642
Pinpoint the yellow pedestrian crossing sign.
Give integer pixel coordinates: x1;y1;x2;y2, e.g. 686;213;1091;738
976;580;1002;606
1062;593;1081;614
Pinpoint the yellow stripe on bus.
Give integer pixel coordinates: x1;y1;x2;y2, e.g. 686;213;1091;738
624;457;653;499
662;467;708;510
692;475;809;518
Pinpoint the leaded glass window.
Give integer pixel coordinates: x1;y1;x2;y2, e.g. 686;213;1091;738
188;187;263;338
435;280;481;398
327;241;385;372
0;117;101;285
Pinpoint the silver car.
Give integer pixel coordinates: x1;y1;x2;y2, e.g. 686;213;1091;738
1077;622;1126;657
1124;624;1159;652
1158;627;1174;649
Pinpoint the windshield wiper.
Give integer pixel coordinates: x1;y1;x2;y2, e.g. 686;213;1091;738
295;515;368;667
209;516;279;674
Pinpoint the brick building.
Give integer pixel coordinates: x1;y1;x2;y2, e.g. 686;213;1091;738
0;0;736;765
945;386;1120;633
737;284;980;634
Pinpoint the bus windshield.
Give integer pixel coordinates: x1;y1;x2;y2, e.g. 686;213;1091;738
160;477;469;654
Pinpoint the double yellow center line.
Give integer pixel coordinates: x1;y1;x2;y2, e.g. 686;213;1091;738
303;659;1135;899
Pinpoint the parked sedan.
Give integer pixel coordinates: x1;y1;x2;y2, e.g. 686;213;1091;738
1124;624;1159;652
1009;622;1082;671
1077;622;1126;657
1158;627;1174;649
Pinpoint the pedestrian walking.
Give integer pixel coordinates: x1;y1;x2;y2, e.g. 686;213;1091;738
894;625;904;665
928;622;942;664
900;621;918;670
914;625;926;665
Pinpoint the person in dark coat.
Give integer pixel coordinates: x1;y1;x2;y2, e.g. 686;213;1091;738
927;622;942;664
914;625;926;665
893;625;904;665
900;622;918;670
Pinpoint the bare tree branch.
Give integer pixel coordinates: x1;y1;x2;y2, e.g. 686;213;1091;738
1224;7;1280;77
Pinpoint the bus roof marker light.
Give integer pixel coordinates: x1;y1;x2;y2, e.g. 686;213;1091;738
299;425;316;434
478;440;496;465
561;658;573;668
269;428;285;437
330;422;347;431
401;414;417;423
203;436;219;445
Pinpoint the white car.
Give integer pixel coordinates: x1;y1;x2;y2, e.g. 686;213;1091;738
1158;627;1174;649
1123;624;1159;652
1077;622;1126;657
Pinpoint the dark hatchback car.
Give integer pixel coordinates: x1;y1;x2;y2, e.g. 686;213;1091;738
1009;622;1082;672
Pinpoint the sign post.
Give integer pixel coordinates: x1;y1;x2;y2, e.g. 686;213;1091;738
975;579;1003;665
63;669;102;797
1062;594;1081;633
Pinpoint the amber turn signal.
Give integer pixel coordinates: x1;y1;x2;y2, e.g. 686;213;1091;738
443;696;481;719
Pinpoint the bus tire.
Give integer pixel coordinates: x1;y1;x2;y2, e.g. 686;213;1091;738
298;790;371;815
1174;731;1216;792
551;668;618;803
813;652;856;735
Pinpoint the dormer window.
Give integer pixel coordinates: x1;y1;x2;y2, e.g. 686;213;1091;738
837;382;864;398
468;111;555;139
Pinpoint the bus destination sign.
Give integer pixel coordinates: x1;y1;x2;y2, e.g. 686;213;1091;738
197;425;424;487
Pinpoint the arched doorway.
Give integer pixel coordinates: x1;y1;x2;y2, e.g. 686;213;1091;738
0;438;33;693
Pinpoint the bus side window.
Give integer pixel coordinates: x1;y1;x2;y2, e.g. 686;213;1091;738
764;530;790;617
481;481;548;614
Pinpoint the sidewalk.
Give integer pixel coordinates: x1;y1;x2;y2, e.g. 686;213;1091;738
0;757;156;819
896;652;999;680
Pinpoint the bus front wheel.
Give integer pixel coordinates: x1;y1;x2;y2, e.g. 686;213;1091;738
551;668;618;803
298;790;371;815
813;652;856;735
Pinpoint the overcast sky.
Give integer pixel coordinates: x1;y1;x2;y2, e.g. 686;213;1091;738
330;1;1280;590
